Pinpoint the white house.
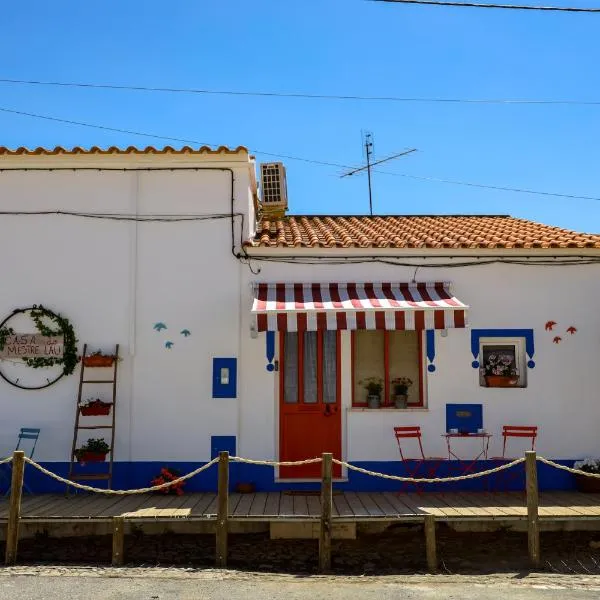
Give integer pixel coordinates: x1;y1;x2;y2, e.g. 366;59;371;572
0;145;598;493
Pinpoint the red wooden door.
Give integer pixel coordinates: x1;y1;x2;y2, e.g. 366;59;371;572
279;330;342;479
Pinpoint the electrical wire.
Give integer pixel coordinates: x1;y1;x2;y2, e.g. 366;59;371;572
0;210;241;222
1;105;599;202
370;0;600;11
1;78;600;106
242;254;600;268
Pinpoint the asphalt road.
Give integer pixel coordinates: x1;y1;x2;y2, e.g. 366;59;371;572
1;569;600;600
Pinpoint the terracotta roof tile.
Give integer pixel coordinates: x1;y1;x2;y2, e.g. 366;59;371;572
0;145;248;156
250;215;600;250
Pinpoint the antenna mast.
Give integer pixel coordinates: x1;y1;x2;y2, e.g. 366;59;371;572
340;136;417;215
364;132;374;216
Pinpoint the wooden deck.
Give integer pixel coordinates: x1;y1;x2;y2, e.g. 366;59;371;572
2;491;600;523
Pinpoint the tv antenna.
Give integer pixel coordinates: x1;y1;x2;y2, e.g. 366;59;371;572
340;132;417;215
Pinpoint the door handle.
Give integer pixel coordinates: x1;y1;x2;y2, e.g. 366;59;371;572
323;405;338;417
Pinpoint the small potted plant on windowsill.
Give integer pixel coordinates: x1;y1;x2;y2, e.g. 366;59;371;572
573;459;600;493
82;350;117;368
79;398;112;416
74;438;110;463
360;377;384;408
391;377;413;409
483;353;519;388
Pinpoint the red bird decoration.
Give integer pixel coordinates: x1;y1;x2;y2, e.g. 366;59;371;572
545;321;557;331
553;336;562;344
566;326;577;335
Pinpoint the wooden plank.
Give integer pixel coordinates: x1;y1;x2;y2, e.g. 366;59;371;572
152;494;195;518
441;492;499;519
189;493;217;518
343;492;370;517
17;495;79;518
467;492;525;517
203;494;219;517
381;492;420;517
424;493;466;518
307;495;321;518
233;493;254;517
333;493;355;518
369;492;402;517
263;493;281;517
400;493;447;518
5;451;25;565
248;493;268;517
111;516;125;566
126;495;169;518
357;493;386;517
92;494;143;518
293;495;309;517
279;493;294;517
540;492;600;518
228;493;242;516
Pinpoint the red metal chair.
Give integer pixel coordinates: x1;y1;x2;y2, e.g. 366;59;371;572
490;425;538;490
393;426;446;493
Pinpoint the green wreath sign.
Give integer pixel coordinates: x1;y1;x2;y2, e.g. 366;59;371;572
0;305;79;389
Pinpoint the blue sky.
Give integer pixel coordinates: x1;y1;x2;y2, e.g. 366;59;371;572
1;1;598;232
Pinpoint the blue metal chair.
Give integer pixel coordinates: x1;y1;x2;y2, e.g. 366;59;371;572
3;428;41;495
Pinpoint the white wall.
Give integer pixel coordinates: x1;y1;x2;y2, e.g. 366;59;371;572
1;154;598;466
239;258;600;462
0;156;251;462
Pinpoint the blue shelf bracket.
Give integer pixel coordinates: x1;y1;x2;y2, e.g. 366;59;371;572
265;331;275;372
425;330;436;373
471;328;535;370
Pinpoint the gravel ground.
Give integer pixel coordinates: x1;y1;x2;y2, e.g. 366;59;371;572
1;567;600;600
8;526;600;575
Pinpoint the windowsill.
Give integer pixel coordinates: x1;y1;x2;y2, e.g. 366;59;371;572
348;407;429;413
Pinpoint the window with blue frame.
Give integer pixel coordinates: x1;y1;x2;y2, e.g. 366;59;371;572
479;337;526;388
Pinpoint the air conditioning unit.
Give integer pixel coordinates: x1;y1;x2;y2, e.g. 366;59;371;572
259;162;288;217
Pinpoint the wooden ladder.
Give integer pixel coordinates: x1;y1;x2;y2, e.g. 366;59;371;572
67;343;119;491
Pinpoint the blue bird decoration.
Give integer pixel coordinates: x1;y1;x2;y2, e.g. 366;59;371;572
180;329;191;337
165;341;174;349
154;322;167;332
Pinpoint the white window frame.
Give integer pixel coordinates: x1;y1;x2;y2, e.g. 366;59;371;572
478;337;527;388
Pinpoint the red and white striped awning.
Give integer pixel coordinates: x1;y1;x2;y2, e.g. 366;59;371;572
251;282;468;332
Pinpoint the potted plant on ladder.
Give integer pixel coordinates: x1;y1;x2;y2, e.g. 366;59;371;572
82;350;117;368
79;398;112;416
75;438;110;464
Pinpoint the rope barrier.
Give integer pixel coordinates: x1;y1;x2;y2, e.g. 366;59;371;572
23;456;220;495
537;456;600;479
18;453;600;496
230;456;322;466
0;455;13;465
332;457;525;483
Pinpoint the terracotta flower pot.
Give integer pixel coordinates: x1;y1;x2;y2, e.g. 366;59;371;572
575;473;600;493
236;482;256;494
485;375;518;388
76;451;107;463
80;404;111;416
83;355;115;368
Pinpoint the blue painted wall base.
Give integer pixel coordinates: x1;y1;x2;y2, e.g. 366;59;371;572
0;459;578;494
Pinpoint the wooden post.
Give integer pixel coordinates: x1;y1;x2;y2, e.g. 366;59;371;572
525;450;540;567
112;516;125;566
215;451;229;568
5;450;25;566
319;452;333;573
424;514;437;573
